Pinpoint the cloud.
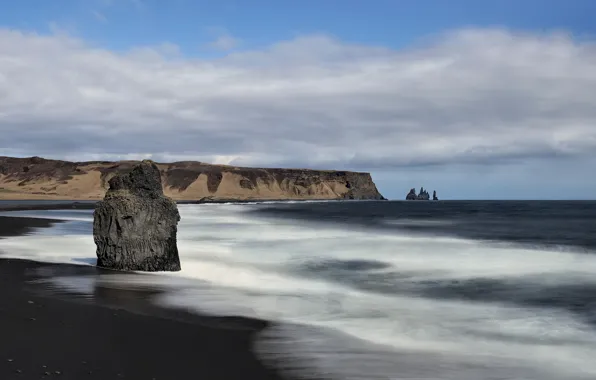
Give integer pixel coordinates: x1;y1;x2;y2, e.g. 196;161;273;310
205;27;241;51
207;34;240;51
47;21;77;36
92;10;108;22
0;27;595;173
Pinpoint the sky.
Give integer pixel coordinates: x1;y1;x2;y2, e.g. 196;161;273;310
1;0;595;200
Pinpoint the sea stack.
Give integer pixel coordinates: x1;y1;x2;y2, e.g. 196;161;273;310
405;187;436;200
93;160;181;271
417;187;430;200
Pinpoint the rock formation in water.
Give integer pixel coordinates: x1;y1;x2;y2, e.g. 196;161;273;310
417;187;430;200
406;187;436;200
433;190;439;201
0;156;385;201
93;160;181;272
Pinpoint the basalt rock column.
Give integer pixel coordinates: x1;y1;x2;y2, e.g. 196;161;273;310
93;160;181;271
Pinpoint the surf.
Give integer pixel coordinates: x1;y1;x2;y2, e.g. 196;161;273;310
1;203;596;379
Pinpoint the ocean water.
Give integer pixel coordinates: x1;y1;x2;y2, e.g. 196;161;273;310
1;200;596;380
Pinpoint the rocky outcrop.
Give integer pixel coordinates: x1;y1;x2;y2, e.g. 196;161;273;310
406;188;418;200
406;187;437;201
0;156;385;201
93;160;181;272
340;172;386;200
418;187;430;200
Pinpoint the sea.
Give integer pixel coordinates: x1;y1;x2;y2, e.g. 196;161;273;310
1;200;596;380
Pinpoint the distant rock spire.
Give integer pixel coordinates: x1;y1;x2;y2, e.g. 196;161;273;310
406;188;417;200
405;187;432;200
418;187;430;200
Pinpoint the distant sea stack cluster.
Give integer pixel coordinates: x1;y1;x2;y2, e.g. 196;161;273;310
0;156;385;201
406;187;439;201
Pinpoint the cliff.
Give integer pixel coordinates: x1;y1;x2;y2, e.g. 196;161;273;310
0;156;385;201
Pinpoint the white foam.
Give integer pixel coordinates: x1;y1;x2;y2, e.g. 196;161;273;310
0;234;96;265
1;204;596;379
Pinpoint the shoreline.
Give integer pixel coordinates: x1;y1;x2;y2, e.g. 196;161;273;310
0;216;318;380
0;198;379;213
0;216;63;238
0;197;387;211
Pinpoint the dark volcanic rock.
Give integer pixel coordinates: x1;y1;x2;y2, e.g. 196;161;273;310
418;187;430;200
406;187;434;201
93;160;181;272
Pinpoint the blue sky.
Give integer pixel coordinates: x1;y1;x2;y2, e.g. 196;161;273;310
1;0;595;199
5;0;596;53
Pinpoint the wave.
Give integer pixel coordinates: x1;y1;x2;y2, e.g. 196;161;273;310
1;204;596;379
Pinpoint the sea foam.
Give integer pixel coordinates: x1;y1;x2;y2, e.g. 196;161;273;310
1;204;596;379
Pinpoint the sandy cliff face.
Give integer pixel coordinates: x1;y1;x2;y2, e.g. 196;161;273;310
0;156;385;201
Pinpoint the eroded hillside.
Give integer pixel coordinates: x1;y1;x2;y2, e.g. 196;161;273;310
0;156;385;201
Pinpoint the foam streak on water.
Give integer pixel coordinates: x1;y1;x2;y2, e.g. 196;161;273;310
1;203;596;379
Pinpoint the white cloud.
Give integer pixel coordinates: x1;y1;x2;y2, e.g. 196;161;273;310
92;10;108;22
47;21;77;36
205;27;241;51
208;34;240;51
0;27;595;173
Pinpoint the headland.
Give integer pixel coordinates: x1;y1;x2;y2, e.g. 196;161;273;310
0;156;385;201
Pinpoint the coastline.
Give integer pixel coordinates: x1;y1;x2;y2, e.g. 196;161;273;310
0;202;96;212
0;216;63;238
0;215;317;380
0;156;386;202
0;198;386;212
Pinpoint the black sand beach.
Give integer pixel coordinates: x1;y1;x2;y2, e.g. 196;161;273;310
0;216;60;238
0;202;96;213
0;215;297;380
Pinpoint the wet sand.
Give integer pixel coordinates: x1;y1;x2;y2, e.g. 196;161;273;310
0;202;96;212
0;215;306;380
0;216;61;238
